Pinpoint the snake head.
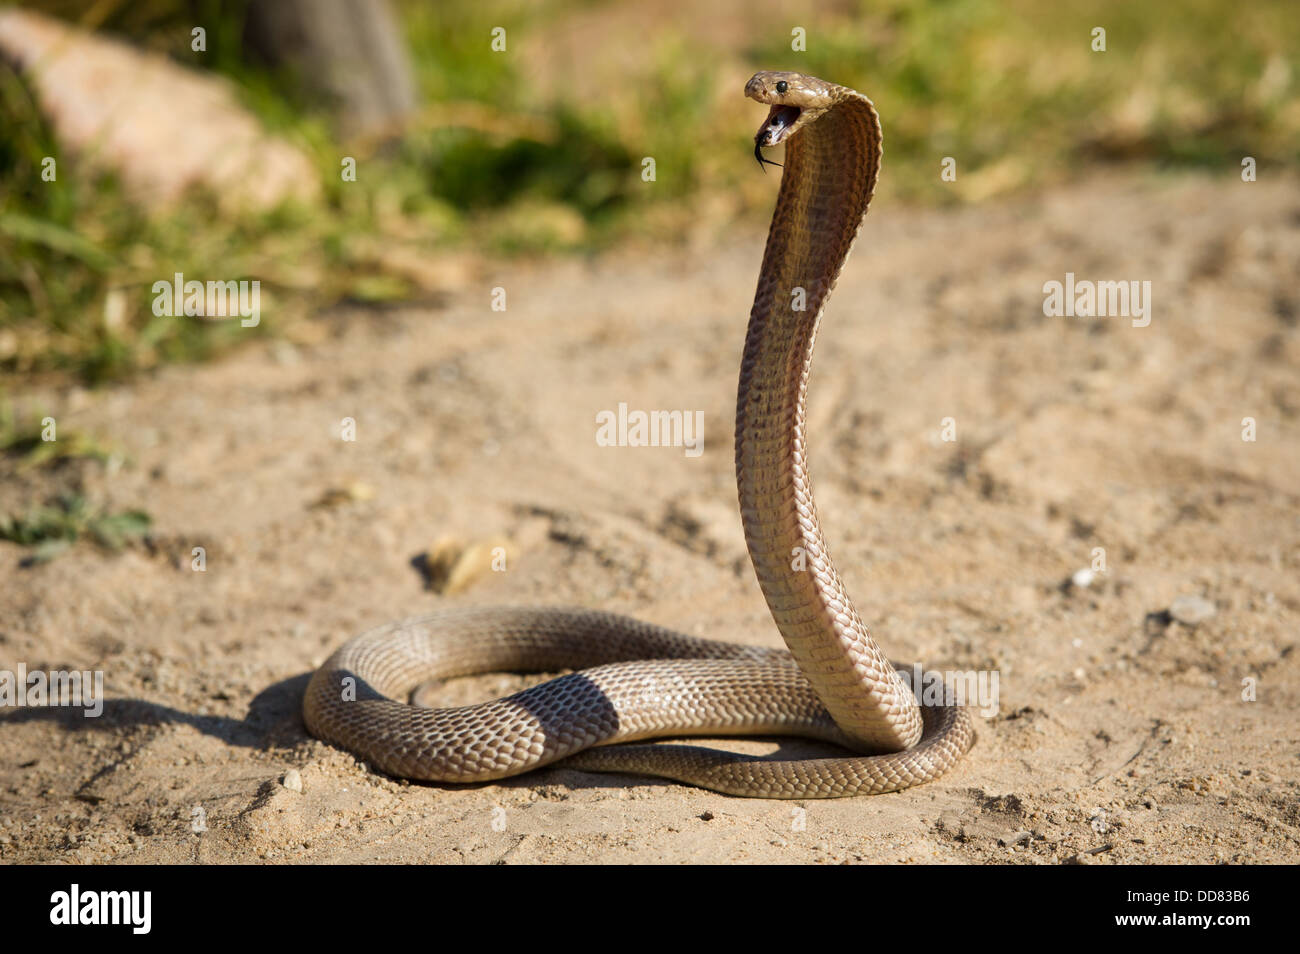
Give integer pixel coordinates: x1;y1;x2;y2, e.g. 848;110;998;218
746;71;836;153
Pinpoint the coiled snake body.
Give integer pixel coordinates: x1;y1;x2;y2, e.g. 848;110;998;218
304;72;975;797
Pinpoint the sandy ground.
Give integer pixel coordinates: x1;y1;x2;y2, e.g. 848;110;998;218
2;172;1298;864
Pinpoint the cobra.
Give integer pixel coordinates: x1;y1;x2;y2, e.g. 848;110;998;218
303;71;976;798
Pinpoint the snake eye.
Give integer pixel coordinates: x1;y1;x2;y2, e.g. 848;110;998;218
775;80;789;94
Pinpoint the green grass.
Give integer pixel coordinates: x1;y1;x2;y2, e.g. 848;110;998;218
743;0;1299;201
1;0;1296;385
0;403;120;471
0;493;151;563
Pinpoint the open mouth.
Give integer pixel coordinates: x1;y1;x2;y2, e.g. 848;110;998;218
755;105;801;147
753;104;801;171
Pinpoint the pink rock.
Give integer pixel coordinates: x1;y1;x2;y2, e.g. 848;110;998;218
0;9;320;213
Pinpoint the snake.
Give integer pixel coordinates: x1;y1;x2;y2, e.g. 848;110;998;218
303;72;976;798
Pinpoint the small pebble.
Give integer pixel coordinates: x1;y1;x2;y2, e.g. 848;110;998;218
1071;568;1095;588
1170;594;1216;625
282;769;303;792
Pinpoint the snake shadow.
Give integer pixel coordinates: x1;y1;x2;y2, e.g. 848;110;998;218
0;673;313;755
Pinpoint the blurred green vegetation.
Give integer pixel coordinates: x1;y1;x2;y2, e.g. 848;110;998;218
0;401;119;470
1;0;1296;384
0;491;151;563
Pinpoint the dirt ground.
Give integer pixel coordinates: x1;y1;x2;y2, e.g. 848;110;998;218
2;172;1298;864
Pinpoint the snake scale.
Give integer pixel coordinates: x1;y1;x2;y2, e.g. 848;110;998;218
304;72;976;797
